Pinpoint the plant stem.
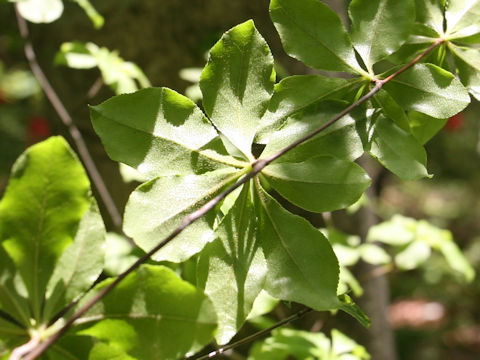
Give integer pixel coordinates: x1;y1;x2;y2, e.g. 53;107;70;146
14;6;122;230
189;308;313;360
18;34;443;360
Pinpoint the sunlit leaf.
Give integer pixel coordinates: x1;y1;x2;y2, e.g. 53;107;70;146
16;0;63;23
0;137;91;321
77;265;217;360
124;168;241;262
445;0;480;40
415;0;445;35
200;20;275;158
90;88;245;178
197;183;266;344
450;44;480;101
43;199;106;322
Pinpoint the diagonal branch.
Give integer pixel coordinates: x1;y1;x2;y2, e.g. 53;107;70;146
14;6;122;229
189;307;313;360
18;35;443;360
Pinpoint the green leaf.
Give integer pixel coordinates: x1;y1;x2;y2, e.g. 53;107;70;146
382;63;470;119
395;241;431;270
270;0;362;73
43;199;106;322
197;183;266;344
0;136;91;321
103;233;142;277
256;75;358;143
200;20;274;158
59;42;151;95
55;42;98;69
16;0;64;23
408;111;447;144
349;0;415;70
367;215;416;246
338;294;370;328
249;328;369;360
247;291;279;320
373;89;410;132
261;101;364;162
90;88;245;178
262;156;370;212
77;265;217;360
359;244;391;265
445;0;480;39
0;245;31;328
415;0;445;35
416;220;475;282
72;0;104;28
450;44;480;101
369;116;430;180
124;168;241;263
255;184;340;310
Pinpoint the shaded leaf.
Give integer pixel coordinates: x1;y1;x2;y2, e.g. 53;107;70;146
77;265;217;360
0;136;91;321
124;168;240;262
197;183;266;344
349;0;415;70
373;89;410;131
270;0;362;73
408;111;447;144
383;64;470;119
90;88;244;178
200;20;274;158
263;156;370;212
255;185;340;310
369;116;429;180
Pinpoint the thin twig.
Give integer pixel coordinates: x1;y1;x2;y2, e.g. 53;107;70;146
189;308;313;360
14;6;122;229
18;31;443;360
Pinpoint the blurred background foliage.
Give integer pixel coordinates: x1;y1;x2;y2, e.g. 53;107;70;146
1;1;480;359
